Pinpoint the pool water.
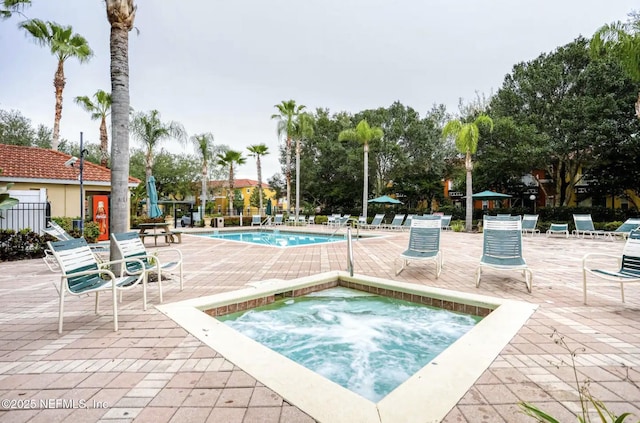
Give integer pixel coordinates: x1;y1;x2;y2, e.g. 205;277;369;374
199;230;345;247
218;287;481;402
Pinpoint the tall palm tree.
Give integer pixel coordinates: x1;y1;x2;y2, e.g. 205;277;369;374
20;19;93;151
1;0;30;20
217;150;246;216
191;132;215;219
106;0;135;260
74;90;112;167
271;100;305;213
442;114;494;232
591;13;640;118
339;119;383;221
247;143;270;215
290;113;314;221
130;110;186;212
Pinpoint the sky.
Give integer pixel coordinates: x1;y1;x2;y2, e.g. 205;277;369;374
0;0;637;180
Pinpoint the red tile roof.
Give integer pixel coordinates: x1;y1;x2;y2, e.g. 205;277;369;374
209;179;271;189
0;144;140;184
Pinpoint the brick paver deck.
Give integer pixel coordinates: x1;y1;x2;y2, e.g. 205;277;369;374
0;227;639;422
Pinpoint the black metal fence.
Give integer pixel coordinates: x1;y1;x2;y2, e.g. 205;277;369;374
0;202;50;234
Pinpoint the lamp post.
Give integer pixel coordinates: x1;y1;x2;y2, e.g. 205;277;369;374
78;132;87;234
529;194;536;215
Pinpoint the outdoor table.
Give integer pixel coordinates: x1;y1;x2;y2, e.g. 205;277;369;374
138;222;173;246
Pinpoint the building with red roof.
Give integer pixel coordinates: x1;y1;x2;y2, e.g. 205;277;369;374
0;144;140;218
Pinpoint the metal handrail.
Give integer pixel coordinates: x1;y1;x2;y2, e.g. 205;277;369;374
346;227;354;276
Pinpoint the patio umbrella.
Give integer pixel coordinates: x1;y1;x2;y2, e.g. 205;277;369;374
469;190;512;200
265;198;272;215
147;175;162;218
368;195;403;204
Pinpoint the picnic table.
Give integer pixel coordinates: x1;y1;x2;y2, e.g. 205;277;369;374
138;223;182;246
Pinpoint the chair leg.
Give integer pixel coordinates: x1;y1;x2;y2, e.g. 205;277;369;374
142;272;148;311
112;286;118;332
179;262;184;291
524;270;532;293
58;282;65;334
157;263;163;304
95;291;100;314
395;258;406;276
582;268;588;305
475;267;482;288
621;283;625;303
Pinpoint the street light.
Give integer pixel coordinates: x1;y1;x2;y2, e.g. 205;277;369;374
65;132;87;234
529;194;536;214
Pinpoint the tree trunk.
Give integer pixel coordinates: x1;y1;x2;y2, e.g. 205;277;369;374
201;162;207;220
99;116;109;167
465;152;473;232
295;139;300;221
257;156;263;215
52;60;65;151
109;18;132;261
635;90;640;120
363;143;368;220
286;136;291;213
228;166;234;216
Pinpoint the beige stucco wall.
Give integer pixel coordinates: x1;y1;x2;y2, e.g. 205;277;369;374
9;182;112;218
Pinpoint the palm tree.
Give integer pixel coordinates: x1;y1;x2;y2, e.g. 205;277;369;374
130;110;186;212
106;0;135;260
247;143;270;215
191;132;215;219
271;100;305;213
217;150;246;216
339;119;383;221
74;90;112;167
20;19;93;151
591;13;640;118
1;0;31;20
290;113;314;221
442;114;494;232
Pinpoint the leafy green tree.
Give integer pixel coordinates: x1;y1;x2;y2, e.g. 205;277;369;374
0;109;53;148
247;143;269;215
591;11;640;118
249;185;267;209
272;100;306;212
217;150;246;215
106;0;136;259
130;109;186;212
442;114;494;231
190;132;215;218
74;90;112;167
339;119;383;220
20;19;93;151
291;112;314;220
1;0;30;20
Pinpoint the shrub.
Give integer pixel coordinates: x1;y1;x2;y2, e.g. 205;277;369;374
0;229;51;261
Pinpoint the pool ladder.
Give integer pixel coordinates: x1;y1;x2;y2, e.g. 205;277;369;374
346;227;354;277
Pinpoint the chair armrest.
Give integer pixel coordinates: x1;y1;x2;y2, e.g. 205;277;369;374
149;248;183;262
582;253;621;269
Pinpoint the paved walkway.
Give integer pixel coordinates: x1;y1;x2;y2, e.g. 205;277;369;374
0;227;639;422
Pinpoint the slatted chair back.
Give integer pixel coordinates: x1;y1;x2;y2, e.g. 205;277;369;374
44;221;74;241
273;214;283;225
308;216;315;224
112;232;149;274
573;214;596;232
407;216;441;253
370;214;384;226
621;230;640;276
481;216;525;267
48;238;101;294
521;215;538;230
615;218;640;236
441;215;452;230
402;214;415;229
251;215;261;226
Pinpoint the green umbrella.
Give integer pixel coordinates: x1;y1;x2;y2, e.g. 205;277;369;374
265;198;272;215
469;190;512;200
147;175;162;218
368;195;403;204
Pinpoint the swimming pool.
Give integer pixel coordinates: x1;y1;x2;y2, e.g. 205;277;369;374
218;286;481;402
158;271;537;423
196;230;347;247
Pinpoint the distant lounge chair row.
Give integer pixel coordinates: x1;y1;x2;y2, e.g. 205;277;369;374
358;213;452;231
504;214;640;241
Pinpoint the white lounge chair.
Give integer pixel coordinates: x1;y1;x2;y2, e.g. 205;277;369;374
384;214;405;230
395;216;443;278
361;213;384;230
546;223;569;238
609;218;640;240
573;214;611;239
111;232;184;306
476;216;532;293
521;214;540;237
47;238;147;333
251;215;262;226
582;229;640;304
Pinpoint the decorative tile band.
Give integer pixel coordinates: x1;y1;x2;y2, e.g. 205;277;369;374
203;280;492;318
